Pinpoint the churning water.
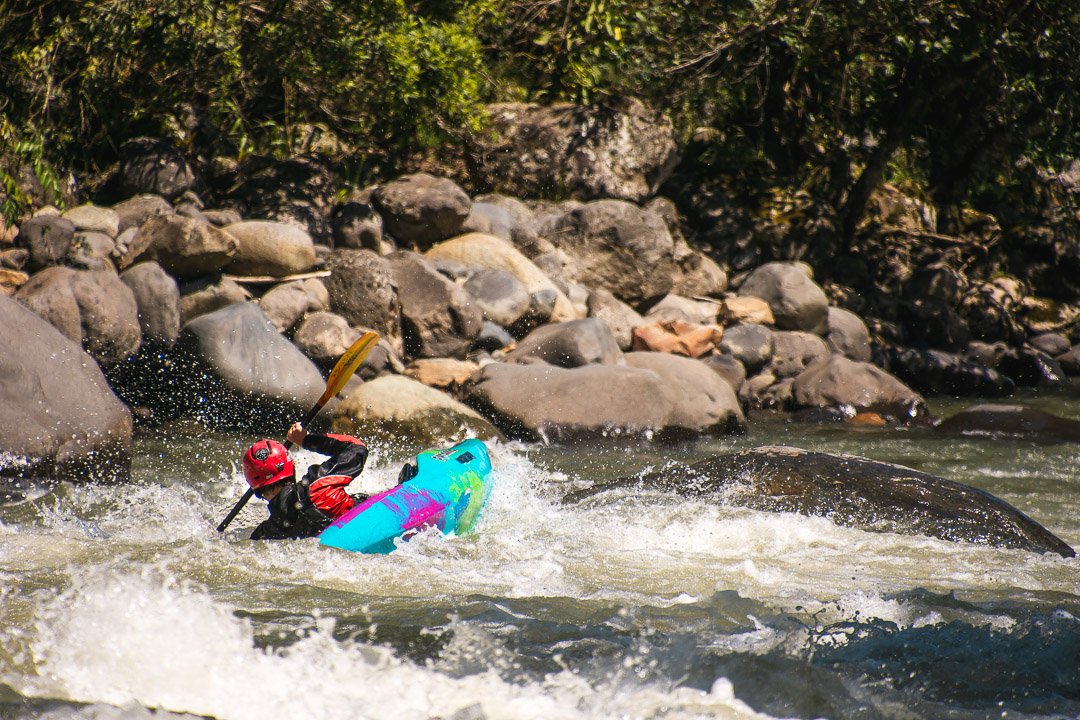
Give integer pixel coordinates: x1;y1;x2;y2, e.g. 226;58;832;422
2;393;1079;720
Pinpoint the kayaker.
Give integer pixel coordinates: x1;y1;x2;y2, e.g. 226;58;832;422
242;422;370;540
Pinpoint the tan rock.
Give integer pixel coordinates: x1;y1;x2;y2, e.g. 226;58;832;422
718;296;774;326
0;268;29;296
631;320;723;358
404;358;480;390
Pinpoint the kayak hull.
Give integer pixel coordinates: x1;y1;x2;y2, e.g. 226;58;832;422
318;439;492;553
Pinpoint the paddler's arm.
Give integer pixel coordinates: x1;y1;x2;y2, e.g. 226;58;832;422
288;422;369;476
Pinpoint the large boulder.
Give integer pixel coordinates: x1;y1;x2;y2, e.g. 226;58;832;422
373;173;471;248
791;355;929;422
425;233;577;322
0;295;131;482
463;268;530;329
62;204;120;238
329;374;503;448
825;307;871;362
116;137;196;201
719;323;774;374
503;318;623;368
935;403;1080;443
387;251;482;359
884;346;1016;398
474;99;679;203
16;267;142;365
562;446;1075;557
739;262;829;334
323;249;400;342
765;331;831;379
623;352;746;433
120;214;239;278
111;194;174;235
18;215;76;271
119;262;181;345
222;221;316;277
526;200;676;306
172;302;328;432
460;361;744;443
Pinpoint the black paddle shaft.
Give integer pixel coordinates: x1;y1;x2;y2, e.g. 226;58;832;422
215;403;322;533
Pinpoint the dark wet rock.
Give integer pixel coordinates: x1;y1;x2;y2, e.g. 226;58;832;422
387;250;482;359
323;249;399;342
373;173;471;248
935;403;1080;444
0;294;131;481
120;262;181;345
16;266;142;366
719;323;774;374
116;137;196;201
463;267;530;329
460;361;744;444
791;355;929;423
472;321;516;353
526;199;676;306
171;302;327;432
509;289;561;338
331;201;383;251
1028;332;1070;357
897;298;971;352
562;445;1075;557
222;155;336;242
120;214;239;279
883;346;1015;398
1056;346;1080;375
18;215;76;271
739;262;829;334
997;346;1065;387
503;318;623;368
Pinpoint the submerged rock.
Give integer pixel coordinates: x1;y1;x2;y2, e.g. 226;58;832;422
562;446;1074;557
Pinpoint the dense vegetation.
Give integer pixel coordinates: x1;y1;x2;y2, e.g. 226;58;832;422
2;0;1080;236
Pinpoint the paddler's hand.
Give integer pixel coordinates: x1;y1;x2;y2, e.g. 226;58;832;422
286;422;308;446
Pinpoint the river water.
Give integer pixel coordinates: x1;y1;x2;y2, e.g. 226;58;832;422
2;390;1079;720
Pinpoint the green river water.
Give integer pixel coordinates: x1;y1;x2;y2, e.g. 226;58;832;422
1;389;1079;720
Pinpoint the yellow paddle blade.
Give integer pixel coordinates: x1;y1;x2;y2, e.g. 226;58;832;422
318;331;379;406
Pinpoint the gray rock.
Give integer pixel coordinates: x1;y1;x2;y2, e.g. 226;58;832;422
331;201;383;251
0;294;131;481
121;214;239;278
766;330;830;379
825;307;871;362
643;294;718;326
388;250;482;359
623;351;745;432
111;194;174;234
1029;332;1070;357
323;249;399;341
18;215;76;271
120;262;181;344
62;204;121;238
118;137;196;201
16;266;142;365
460;360;744;443
258;278;329;334
503;318;623;367
719;323;774;373
373;173;471;248
935;403;1080;443
791;355;928;422
562;446;1074;557
586;287;644;351
463;267;530;328
701;353;746;393
473;321;516;353
202;208;244;227
528;199;676;306
67;231;117;271
179;276;252;325
293;311;361;368
465;202;518;240
739;262;829;334
174;302;327;432
475;100;679;203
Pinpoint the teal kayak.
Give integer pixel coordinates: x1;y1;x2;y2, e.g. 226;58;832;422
319;439;493;554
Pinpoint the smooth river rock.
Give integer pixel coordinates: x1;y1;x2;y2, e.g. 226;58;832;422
562;445;1075;557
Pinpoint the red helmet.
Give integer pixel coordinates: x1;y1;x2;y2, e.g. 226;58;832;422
242;440;294;490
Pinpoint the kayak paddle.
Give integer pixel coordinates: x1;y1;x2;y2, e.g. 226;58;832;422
215;330;380;532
